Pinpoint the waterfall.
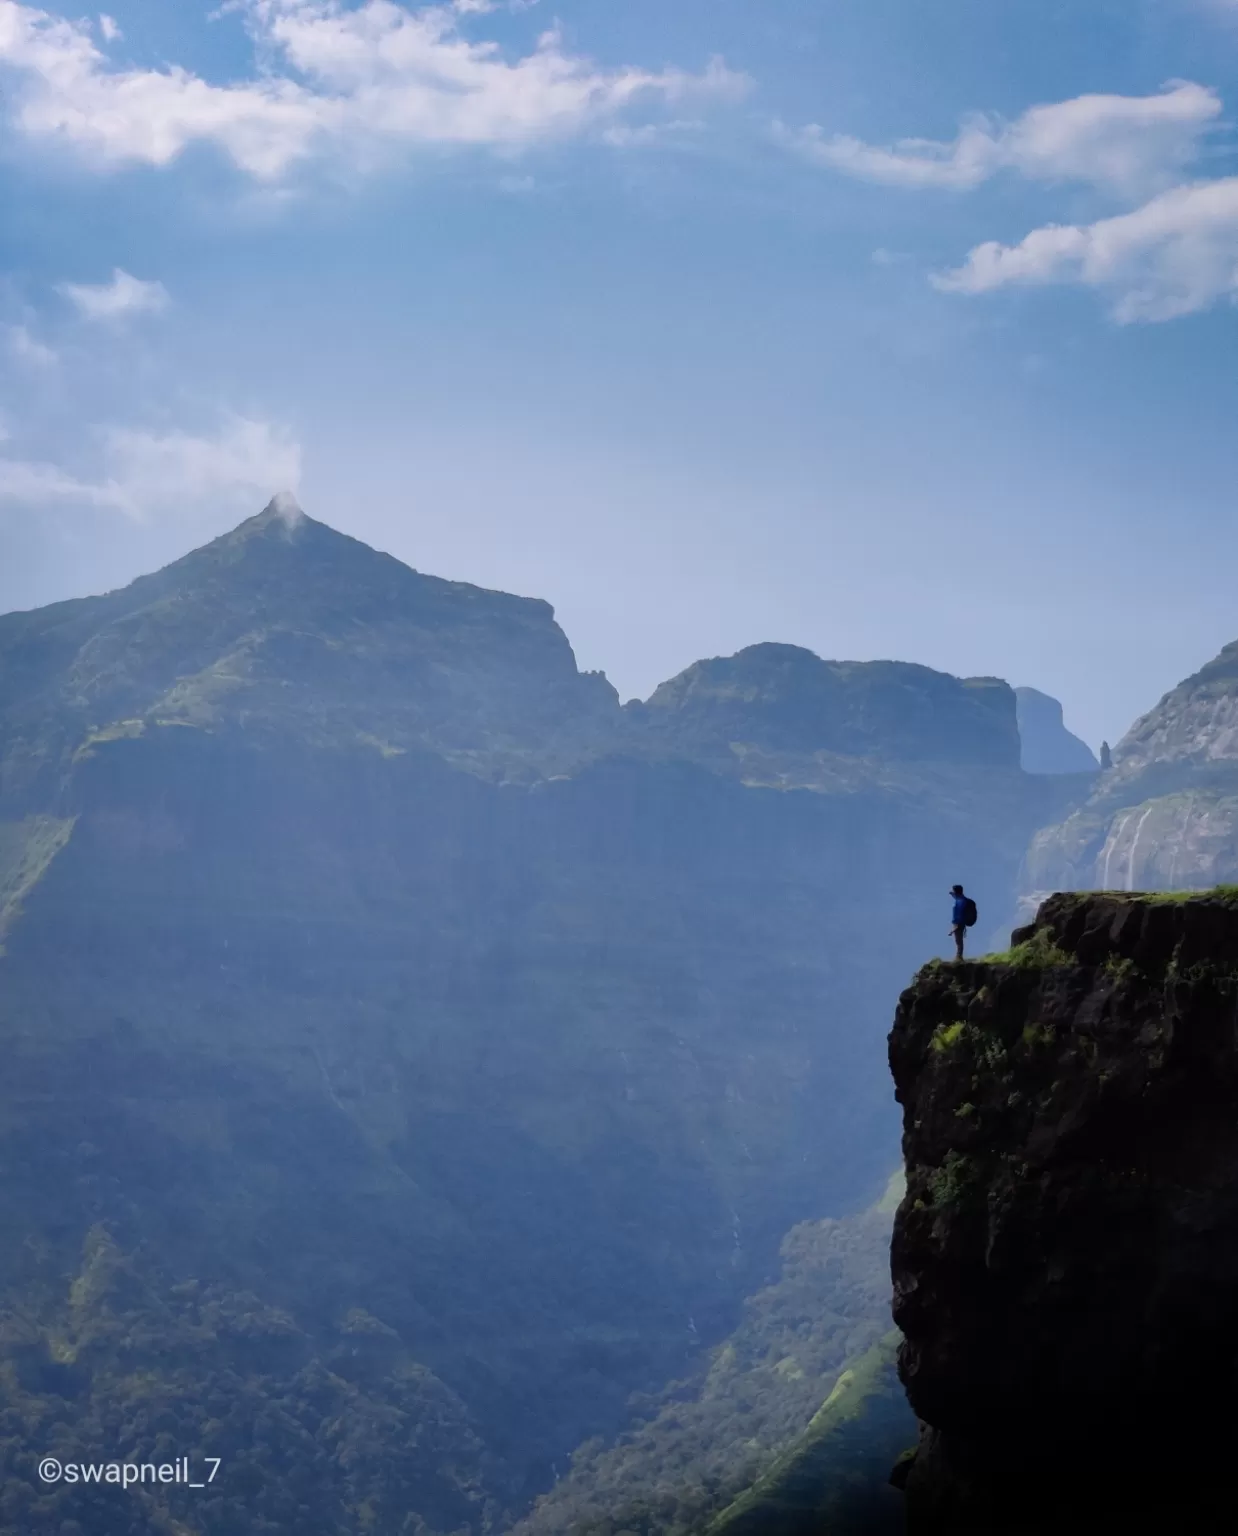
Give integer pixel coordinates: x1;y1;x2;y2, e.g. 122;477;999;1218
1101;812;1134;890
1125;805;1156;892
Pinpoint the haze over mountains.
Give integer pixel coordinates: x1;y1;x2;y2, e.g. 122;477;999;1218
1013;689;1098;776
0;499;1227;1535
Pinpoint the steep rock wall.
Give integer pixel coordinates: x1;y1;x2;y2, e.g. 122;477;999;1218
888;892;1238;1533
1019;640;1238;907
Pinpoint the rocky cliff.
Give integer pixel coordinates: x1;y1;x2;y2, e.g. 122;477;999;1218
1021;642;1238;911
1013;688;1098;776
889;890;1238;1534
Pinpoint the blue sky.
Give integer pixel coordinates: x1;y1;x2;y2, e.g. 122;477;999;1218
3;0;1238;750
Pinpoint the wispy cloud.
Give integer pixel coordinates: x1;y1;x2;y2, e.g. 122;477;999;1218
0;0;746;179
7;323;57;366
0;415;301;520
786;77;1238;322
781;82;1221;199
60;268;170;321
936;176;1238;322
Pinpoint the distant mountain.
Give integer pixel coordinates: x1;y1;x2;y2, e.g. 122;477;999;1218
0;502;1072;1535
0;497;619;807
634;645;1021;770
1021;640;1238;909
1013;687;1099;775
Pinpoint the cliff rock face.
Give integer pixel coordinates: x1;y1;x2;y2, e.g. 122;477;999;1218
1021;642;1238;909
889;891;1238;1534
1012;687;1098;775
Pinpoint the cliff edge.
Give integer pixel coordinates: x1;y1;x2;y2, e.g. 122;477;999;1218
889;889;1238;1534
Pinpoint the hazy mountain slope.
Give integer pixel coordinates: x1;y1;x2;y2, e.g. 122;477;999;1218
1013;688;1098;775
0;503;1069;1533
633;645;1019;770
516;1179;906;1536
0;497;620;809
1020;640;1238;913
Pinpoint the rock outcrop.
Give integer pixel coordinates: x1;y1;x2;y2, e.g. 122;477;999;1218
889;890;1238;1534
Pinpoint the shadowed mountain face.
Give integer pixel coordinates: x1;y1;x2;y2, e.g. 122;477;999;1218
1020;642;1238;915
1013;688;1098;776
0;503;1069;1534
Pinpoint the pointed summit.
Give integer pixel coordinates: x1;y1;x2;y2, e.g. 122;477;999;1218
226;490;308;540
0;498;621;798
267;490;305;527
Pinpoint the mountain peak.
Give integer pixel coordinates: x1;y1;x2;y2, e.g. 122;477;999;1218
266;490;305;526
0;499;622;796
216;490;320;553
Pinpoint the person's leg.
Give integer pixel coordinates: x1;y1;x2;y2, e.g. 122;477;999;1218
953;924;965;961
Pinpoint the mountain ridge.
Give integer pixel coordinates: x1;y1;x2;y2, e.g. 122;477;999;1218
0;502;1098;1534
1;501;1062;800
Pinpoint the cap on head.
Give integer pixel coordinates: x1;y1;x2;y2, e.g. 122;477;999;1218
951;884;964;895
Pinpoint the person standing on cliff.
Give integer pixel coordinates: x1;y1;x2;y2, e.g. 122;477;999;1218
950;885;977;960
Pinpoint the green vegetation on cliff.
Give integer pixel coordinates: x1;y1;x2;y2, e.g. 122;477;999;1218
517;1181;909;1536
703;1333;908;1536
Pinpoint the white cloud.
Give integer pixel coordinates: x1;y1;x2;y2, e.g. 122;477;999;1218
783;118;995;190
0;415;302;519
599;117;701;148
97;11;119;40
782;82;1221;199
7;323;57;366
934;176;1238;322
0;0;746;179
60;268;170;321
0;455;108;503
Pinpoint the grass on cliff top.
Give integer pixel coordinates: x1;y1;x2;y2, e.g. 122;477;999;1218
1056;885;1238;905
925;925;1071;969
941;887;1238;977
979;929;1072;967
